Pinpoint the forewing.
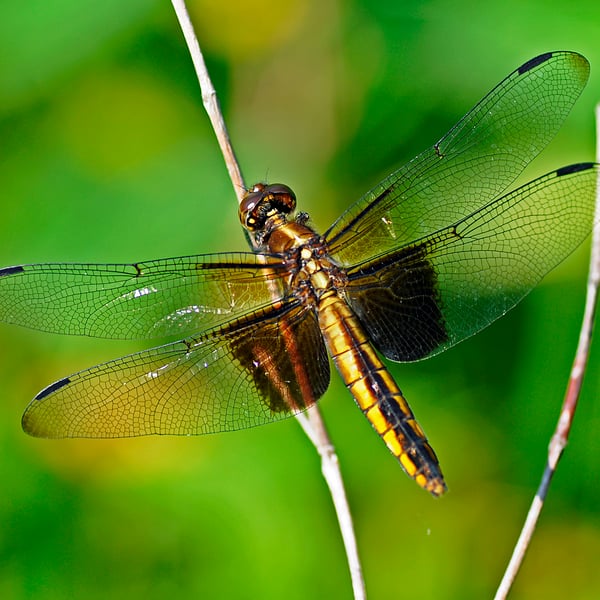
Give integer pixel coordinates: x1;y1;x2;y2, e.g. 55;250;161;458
344;163;597;361
325;51;590;265
22;303;330;438
0;253;289;340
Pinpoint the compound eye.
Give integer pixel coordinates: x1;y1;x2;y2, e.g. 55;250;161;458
265;183;296;215
239;183;267;231
238;183;297;232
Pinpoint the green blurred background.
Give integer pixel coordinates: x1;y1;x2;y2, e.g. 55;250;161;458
1;0;600;598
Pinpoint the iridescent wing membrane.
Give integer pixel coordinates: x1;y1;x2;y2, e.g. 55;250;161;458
0;255;290;338
326;51;596;361
1;256;330;437
0;50;596;439
327;52;590;262
339;164;596;362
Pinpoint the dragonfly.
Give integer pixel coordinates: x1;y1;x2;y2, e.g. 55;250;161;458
0;51;597;496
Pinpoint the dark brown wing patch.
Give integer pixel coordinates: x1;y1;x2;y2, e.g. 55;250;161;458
345;243;448;362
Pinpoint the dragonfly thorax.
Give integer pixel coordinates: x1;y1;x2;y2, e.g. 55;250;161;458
289;239;347;305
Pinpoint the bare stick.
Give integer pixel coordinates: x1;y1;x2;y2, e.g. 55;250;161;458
170;0;244;203
169;2;365;598
494;107;600;600
296;408;366;599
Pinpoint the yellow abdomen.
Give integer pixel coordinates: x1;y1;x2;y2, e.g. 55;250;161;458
318;292;446;496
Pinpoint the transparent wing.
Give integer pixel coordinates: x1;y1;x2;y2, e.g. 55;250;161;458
0;252;290;340
344;163;597;361
22;303;330;438
326;51;590;265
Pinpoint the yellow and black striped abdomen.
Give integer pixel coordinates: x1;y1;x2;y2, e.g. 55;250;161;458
318;292;446;496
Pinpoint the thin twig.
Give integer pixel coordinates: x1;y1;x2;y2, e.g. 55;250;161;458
296;408;366;599
170;0;244;203
494;106;600;599
169;2;365;598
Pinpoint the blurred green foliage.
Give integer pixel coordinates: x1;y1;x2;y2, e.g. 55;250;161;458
1;0;600;598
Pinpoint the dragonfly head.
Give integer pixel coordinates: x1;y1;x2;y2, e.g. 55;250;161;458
240;183;297;232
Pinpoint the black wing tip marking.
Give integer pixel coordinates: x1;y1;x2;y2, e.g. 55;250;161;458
0;265;25;277
34;377;71;400
556;162;596;177
518;52;555;74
